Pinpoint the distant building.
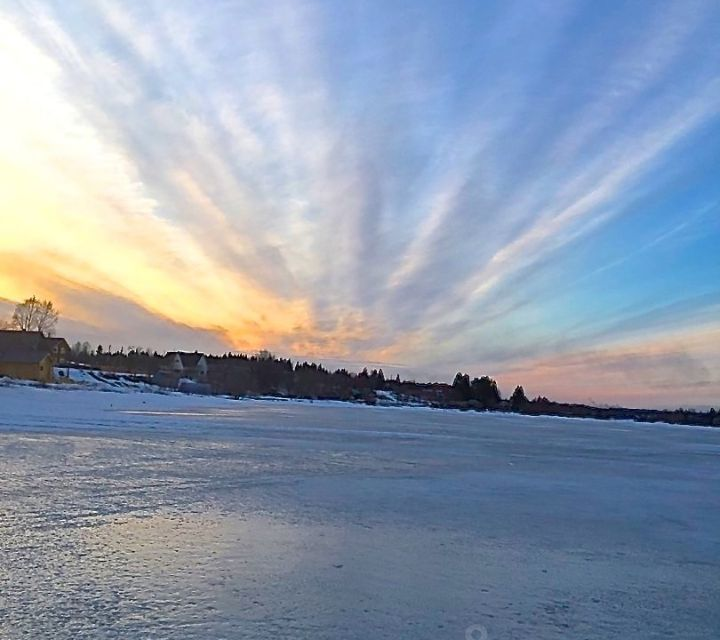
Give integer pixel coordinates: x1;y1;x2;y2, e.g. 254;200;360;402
0;330;70;382
153;351;209;389
44;337;71;363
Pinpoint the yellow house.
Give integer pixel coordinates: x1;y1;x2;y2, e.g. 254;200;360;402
44;337;71;363
0;330;70;382
0;350;54;383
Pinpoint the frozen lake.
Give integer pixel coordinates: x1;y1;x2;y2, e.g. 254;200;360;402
1;386;719;639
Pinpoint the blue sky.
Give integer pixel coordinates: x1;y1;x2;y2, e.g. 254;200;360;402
0;0;718;407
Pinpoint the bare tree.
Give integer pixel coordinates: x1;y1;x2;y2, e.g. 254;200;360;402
11;296;60;336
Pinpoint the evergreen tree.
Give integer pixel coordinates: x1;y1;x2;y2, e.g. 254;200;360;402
510;385;528;412
470;376;501;407
452;372;471;400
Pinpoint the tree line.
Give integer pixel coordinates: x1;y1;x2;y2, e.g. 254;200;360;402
64;342;720;427
4;296;718;428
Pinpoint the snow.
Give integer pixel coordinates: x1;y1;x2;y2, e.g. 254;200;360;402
51;366;162;392
1;384;719;639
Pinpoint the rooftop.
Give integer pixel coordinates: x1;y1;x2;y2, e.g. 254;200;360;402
0;348;51;364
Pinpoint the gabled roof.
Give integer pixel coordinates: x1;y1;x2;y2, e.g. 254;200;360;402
166;351;206;368
0;348;52;364
0;330;69;361
45;337;70;350
0;330;45;351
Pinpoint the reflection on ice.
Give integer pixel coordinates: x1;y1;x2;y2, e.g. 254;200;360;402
1;386;719;638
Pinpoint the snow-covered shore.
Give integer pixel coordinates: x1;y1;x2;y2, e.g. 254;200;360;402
1;384;719;639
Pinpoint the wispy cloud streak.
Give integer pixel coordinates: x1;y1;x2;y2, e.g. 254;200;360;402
0;0;718;405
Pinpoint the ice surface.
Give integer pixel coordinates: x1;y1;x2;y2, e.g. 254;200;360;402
1;384;719;639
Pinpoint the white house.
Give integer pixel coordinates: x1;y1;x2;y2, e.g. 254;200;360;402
154;351;208;387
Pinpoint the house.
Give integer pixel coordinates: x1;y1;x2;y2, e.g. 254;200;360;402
153;351;209;388
44;337;71;363
0;330;70;382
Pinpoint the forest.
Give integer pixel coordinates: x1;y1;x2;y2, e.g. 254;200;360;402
67;343;720;428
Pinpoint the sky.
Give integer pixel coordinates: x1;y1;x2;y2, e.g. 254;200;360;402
0;0;718;408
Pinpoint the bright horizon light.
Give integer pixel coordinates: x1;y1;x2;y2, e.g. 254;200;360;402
0;0;719;408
